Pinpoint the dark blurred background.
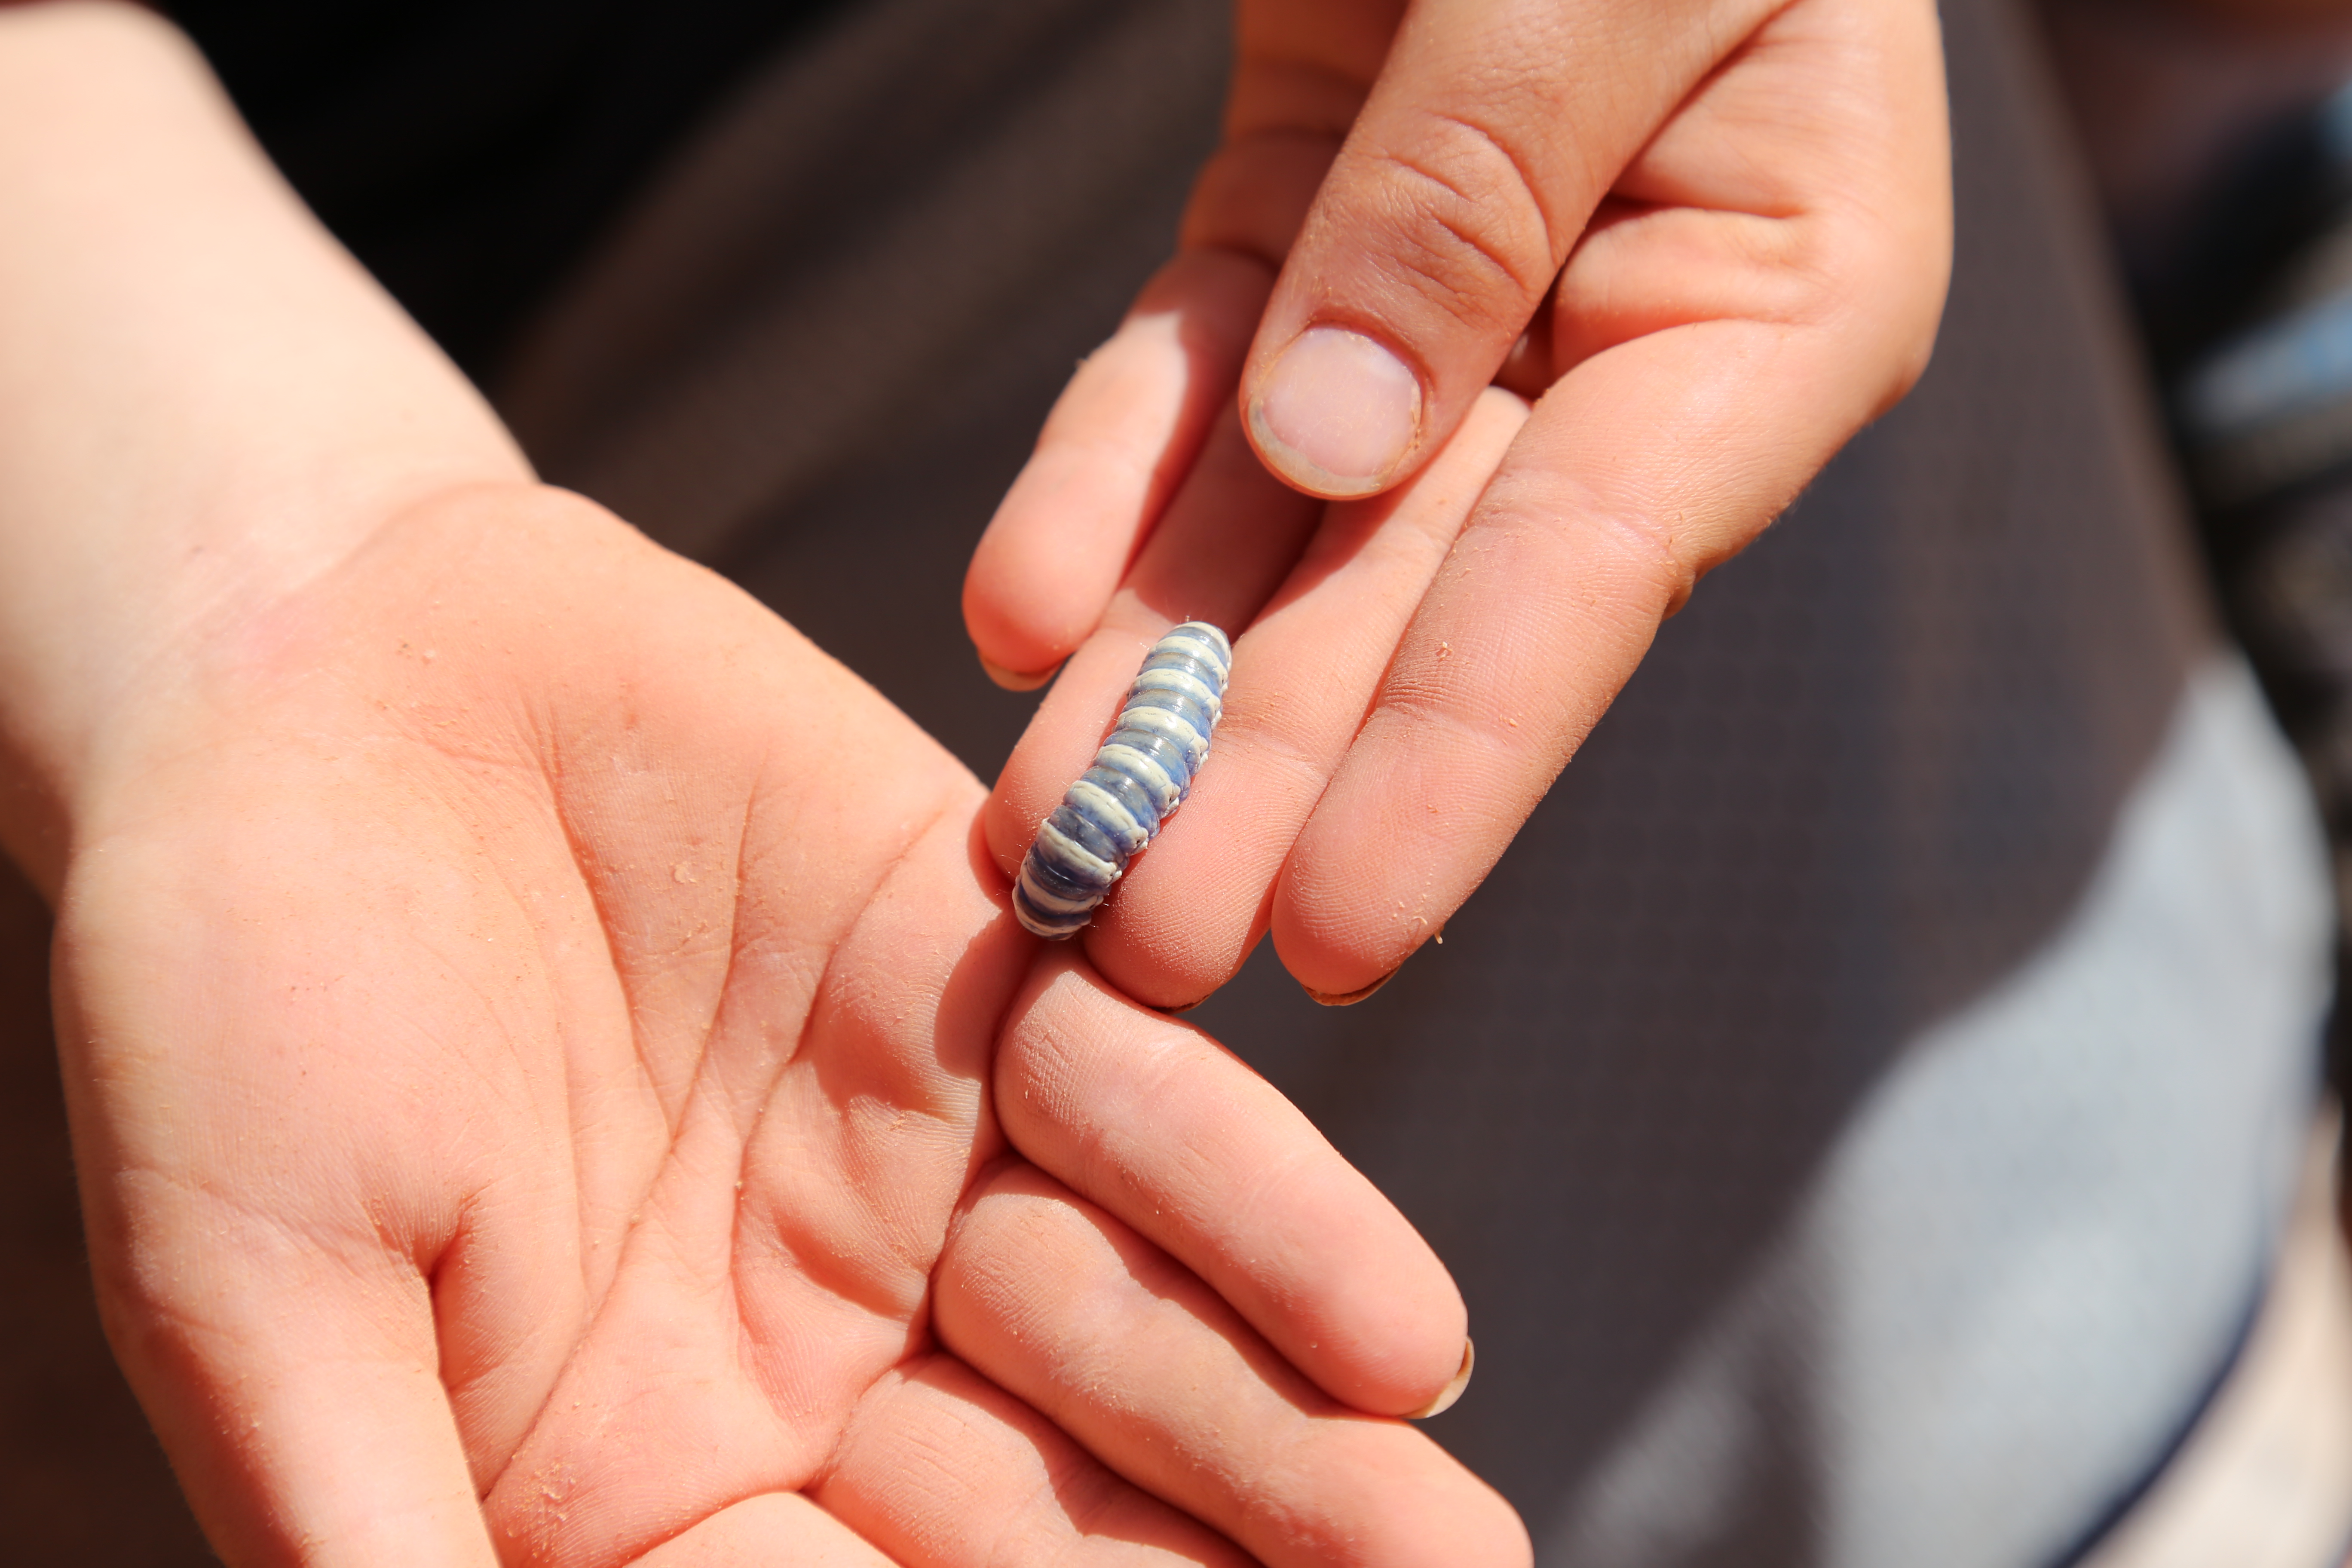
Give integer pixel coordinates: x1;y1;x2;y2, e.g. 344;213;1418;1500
0;855;207;1559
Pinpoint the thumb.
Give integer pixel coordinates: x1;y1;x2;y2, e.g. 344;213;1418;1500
1226;0;1764;498
83;1180;495;1568
88;1197;495;1567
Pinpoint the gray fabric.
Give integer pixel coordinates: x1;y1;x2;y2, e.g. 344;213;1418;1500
1544;657;2328;1567
499;0;1227;572
497;0;2338;1561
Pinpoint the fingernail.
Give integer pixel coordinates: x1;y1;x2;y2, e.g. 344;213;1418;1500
1248;326;1421;497
978;652;1060;692
1408;1338;1475;1420
1302;966;1399;1007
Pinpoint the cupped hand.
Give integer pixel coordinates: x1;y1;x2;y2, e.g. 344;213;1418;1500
965;0;1952;1007
51;483;1520;1567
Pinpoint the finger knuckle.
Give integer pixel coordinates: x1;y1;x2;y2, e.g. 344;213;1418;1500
1811;214;1953;415
1591;505;1705;617
1486;467;1696;611
1184;131;1344;263
1353;109;1560;331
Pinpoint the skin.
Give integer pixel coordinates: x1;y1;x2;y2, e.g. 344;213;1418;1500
966;0;1955;1008
0;5;1523;1564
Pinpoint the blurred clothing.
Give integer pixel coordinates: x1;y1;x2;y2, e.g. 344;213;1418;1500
165;0;846;374
2045;0;2352;1116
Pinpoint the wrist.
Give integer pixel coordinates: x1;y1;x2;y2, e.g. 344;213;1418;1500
0;2;530;890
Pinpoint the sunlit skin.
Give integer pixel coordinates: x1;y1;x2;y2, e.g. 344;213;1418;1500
966;0;1954;1009
0;6;1526;1564
57;486;1514;1568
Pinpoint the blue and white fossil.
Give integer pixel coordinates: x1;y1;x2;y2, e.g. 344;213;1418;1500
1012;621;1232;939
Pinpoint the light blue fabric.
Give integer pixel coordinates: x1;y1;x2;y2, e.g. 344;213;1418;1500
1547;657;2331;1568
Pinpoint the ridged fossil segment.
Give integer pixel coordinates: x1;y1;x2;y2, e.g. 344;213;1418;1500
1013;621;1232;939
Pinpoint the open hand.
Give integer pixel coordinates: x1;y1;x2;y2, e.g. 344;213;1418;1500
53;484;1521;1567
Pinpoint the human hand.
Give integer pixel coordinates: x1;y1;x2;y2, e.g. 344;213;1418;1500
965;0;1952;1006
53;484;1519;1567
0;9;1518;1562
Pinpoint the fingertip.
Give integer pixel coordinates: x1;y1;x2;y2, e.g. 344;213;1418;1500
977;651;1059;692
1272;863;1436;1003
960;484;1102;680
1282;914;1429;1002
1446;1474;1536;1568
1406;1338;1474;1421
1299;966;1399;1007
1268;652;1525;1002
1078;831;1271;1013
1243;324;1427;499
965;249;1279;680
